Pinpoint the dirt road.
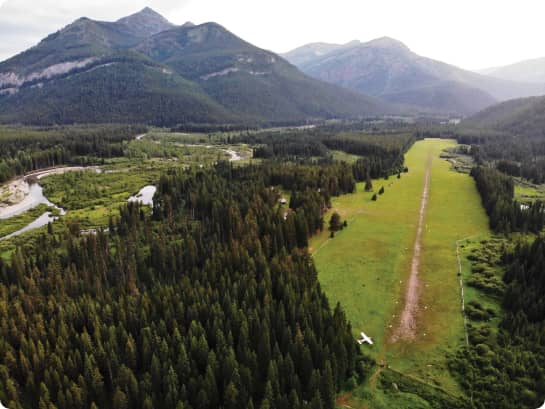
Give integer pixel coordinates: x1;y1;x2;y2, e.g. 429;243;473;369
391;151;433;342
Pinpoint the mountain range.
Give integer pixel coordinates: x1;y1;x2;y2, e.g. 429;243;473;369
3;8;545;125
283;38;545;116
0;8;388;126
479;57;545;84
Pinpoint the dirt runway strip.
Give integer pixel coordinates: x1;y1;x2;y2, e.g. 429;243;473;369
391;151;433;342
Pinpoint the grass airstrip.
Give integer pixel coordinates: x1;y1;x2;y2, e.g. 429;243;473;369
310;139;490;407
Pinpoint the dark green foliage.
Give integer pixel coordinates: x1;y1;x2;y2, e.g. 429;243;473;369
503;238;545;323
457;103;545;183
378;186;385;195
364;177;373;192
463;96;545;139
329;212;342;232
239;130;413;181
378;369;470;409
465;301;495;321
465;244;506;298
371;194;378;201
0;161;368;408
0;125;145;183
450;238;545;409
456;132;545;184
135;23;390;122
0;60;237;126
470;166;545;233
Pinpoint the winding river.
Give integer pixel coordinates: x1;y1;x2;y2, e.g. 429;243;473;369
223;148;242;161
1;182;157;241
0;167;96;241
0;211;63;241
128;185;157;207
0;184;65;241
174;143;244;162
0;145;244;241
0;183;58;220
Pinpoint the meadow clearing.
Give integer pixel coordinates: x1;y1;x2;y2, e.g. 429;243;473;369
0;134;252;258
310;139;490;405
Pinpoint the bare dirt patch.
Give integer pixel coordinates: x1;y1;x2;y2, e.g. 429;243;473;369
336;393;355;409
391;152;433;342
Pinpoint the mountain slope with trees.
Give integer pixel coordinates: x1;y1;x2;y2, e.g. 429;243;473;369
0;9;392;126
463;96;545;137
283;38;545;115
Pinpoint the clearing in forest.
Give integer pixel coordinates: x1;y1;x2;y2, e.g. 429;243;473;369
311;139;490;397
390;149;432;343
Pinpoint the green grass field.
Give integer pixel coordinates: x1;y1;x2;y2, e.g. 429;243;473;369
514;179;545;202
331;150;361;164
310;139;490;405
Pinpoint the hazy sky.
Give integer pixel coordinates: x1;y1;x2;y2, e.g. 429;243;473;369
1;0;545;70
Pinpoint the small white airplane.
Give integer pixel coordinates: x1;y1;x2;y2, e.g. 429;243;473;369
357;332;374;345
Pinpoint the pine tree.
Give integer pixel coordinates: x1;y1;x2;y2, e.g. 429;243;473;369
165;366;180;408
0;160;368;409
320;363;335;409
112;388;128;409
329;212;342;232
224;381;239;409
310;391;324;409
364;177;373;192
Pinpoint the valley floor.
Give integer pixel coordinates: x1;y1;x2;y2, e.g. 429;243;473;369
310;139;490;406
0;132;252;258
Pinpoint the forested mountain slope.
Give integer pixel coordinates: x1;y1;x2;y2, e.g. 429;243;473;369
0;9;391;126
463;96;545;137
